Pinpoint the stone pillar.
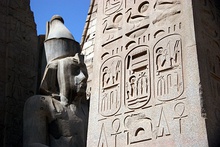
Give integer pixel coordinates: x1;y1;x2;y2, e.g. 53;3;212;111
0;0;38;146
193;1;220;146
87;0;220;146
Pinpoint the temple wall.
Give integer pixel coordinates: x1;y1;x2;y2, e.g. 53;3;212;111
0;0;219;146
0;0;38;146
81;0;98;100
192;1;220;146
0;1;8;145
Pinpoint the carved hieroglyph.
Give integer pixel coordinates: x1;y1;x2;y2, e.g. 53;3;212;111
153;34;183;101
125;45;150;109
87;0;212;146
99;56;122;116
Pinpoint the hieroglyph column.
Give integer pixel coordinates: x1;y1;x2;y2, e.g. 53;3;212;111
87;0;220;146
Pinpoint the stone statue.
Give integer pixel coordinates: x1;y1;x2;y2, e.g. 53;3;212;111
23;15;89;147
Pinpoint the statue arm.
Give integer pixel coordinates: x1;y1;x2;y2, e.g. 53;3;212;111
23;96;49;147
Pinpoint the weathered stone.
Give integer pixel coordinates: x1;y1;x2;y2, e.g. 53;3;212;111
85;0;220;147
23;15;89;147
0;0;38;146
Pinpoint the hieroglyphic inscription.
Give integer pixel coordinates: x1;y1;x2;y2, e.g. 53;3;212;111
102;0;123;48
98;124;109;147
125;1;150;38
125;114;153;144
102;13;123;48
173;102;187;133
99;56;122;116
104;0;123;15
153;0;181;24
156;107;170;138
93;0;187;146
154;34;183;101
111;118;122;147
125;45;150;109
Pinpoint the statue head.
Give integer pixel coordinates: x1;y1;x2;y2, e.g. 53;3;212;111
40;15;88;104
44;15;80;63
57;53;88;103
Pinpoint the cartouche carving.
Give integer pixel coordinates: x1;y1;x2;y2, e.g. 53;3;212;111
154;34;183;101
99;57;122;116
125;45;150;109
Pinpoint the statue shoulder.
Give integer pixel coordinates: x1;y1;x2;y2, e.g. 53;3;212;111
24;95;53;113
23;95;53;147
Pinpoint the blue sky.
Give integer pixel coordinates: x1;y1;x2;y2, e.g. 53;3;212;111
30;0;90;43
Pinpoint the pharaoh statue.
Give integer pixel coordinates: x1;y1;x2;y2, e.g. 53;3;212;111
23;15;89;147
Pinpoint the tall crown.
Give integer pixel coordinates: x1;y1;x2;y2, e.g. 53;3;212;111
44;15;80;63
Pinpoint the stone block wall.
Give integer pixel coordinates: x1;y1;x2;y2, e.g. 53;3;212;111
81;0;98;100
0;0;38;146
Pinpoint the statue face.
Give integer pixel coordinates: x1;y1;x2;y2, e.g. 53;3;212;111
72;60;87;94
40;55;88;102
57;56;88;101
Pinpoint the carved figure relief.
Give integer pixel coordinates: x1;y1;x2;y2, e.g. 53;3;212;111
154;34;183;101
125;45;150;109
99;57;122;116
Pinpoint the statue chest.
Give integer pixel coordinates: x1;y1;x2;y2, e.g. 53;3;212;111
49;105;83;135
47;104;85;147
